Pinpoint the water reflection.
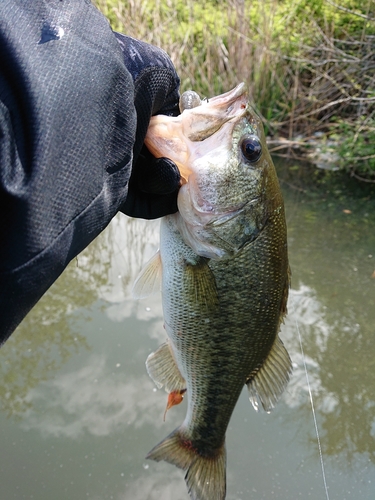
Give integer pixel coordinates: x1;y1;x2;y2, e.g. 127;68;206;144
0;167;375;499
283;285;339;415
120;467;188;500
282;284;375;467
280;171;375;467
20;357;167;438
0;217;161;418
0;273;90;417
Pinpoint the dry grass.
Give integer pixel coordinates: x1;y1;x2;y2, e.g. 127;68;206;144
94;0;375;177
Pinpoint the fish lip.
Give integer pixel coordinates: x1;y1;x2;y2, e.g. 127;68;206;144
181;84;248;143
204;82;247;107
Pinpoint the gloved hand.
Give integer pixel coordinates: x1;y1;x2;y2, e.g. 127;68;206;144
122;146;181;219
114;32;181;219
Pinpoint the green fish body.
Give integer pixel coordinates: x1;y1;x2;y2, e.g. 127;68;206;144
134;84;292;500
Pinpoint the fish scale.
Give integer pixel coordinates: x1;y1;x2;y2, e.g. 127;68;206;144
160;208;288;445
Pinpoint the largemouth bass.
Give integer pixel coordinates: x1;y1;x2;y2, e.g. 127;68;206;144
133;83;292;500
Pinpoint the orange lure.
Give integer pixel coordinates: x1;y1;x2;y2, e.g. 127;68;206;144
164;389;187;421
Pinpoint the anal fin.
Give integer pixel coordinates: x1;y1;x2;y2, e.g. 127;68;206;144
246;335;292;413
146;341;186;393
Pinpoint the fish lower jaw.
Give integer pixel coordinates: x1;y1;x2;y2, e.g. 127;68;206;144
180;195;248;227
176;216;231;260
176;197;262;260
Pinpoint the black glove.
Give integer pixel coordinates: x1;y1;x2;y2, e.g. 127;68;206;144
121;146;181;219
114;32;181;219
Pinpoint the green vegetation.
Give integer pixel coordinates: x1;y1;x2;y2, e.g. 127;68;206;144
94;0;375;180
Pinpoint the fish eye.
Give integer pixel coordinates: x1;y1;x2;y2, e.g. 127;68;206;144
241;136;262;163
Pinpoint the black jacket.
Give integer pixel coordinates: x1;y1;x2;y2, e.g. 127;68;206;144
0;0;180;342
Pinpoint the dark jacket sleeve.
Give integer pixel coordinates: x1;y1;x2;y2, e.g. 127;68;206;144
0;1;179;343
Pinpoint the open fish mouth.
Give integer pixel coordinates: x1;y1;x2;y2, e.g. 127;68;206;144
182;83;248;142
144;83;248;181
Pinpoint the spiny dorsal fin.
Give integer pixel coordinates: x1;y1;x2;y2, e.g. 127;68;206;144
146;341;186;393
246;335;292;413
132;251;162;299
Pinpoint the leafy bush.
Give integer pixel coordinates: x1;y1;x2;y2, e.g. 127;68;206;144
334;118;375;180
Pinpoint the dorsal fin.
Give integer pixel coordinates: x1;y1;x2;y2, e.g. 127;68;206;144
246;336;292;413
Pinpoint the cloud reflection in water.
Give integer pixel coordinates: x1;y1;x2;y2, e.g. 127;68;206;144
283;285;339;414
20;355;167;439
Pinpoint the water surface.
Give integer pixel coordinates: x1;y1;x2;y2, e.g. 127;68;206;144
1;162;375;499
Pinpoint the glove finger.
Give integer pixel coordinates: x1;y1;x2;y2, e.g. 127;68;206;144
137;156;181;195
120;187;179;219
120;146;181;218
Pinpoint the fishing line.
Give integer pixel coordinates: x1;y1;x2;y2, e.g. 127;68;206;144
293;307;330;500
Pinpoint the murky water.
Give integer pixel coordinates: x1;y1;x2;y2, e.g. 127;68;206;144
1;162;375;500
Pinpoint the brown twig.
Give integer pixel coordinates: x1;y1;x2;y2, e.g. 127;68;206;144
325;0;374;21
350;170;375;183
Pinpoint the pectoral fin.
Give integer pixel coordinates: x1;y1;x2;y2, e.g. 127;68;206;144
246;336;292;413
184;257;219;311
146;341;186;393
132;251;162;299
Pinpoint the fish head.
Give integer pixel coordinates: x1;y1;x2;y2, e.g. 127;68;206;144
145;84;284;259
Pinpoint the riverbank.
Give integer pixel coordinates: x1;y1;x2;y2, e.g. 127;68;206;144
95;0;375;181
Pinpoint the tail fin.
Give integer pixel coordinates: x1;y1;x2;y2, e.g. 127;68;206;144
147;428;226;500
